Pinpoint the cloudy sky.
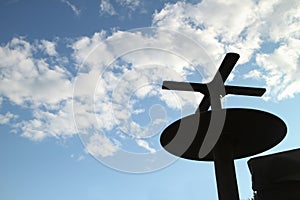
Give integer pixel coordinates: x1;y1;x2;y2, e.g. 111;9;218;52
1;0;300;199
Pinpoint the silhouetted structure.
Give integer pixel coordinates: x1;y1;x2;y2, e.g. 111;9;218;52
160;53;287;200
248;148;300;200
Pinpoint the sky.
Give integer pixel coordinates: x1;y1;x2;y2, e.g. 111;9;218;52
0;0;300;199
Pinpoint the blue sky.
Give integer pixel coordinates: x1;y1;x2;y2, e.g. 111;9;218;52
0;0;300;199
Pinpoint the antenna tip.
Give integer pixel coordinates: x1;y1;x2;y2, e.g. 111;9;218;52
227;52;240;58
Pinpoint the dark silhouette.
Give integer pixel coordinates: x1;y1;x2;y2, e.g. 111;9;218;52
160;53;287;200
248;148;300;200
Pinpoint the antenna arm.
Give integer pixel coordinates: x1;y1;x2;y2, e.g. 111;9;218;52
225;85;266;97
162;81;209;95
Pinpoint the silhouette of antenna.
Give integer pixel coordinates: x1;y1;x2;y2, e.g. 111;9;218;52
162;53;266;111
160;53;287;200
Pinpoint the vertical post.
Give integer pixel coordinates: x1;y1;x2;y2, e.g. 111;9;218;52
213;136;240;200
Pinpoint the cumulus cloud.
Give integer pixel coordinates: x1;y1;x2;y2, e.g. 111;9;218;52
73;0;300;159
85;134;119;157
72;28;202;157
116;0;140;11
153;0;261;64
99;0;142;16
39;40;58;56
0;112;18;125
256;38;300;100
153;0;300;100
100;0;117;16
243;69;262;80
18;100;76;141
0;37;75;141
0;37;73;107
1;0;300;161
248;1;300;100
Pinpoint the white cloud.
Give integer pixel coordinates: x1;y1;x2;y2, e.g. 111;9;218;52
99;0;142;16
152;0;300;100
0;112;18;124
136;139;156;153
1;0;300;161
153;0;261;64
100;0;117;16
116;0;140;11
72;28;203;156
61;0;81;16
132;108;145;114
71;0;297;153
85;134;119;157
244;69;262;80
0;38;73;107
227;73;235;82
256;38;300;100
19;119;47;141
257;0;300;42
0;37;75;141
253;0;300;100
39;40;57;56
17;100;76;141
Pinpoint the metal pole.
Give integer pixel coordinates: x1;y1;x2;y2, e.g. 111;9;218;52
213;136;240;200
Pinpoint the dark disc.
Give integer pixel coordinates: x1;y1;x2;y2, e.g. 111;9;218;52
160;108;287;161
